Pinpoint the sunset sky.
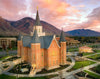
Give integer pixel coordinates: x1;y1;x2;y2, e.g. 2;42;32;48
0;0;100;32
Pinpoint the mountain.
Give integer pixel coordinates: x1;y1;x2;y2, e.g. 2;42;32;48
0;17;70;36
66;29;100;36
0;17;24;36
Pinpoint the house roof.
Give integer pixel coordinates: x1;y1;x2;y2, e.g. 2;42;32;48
22;35;54;49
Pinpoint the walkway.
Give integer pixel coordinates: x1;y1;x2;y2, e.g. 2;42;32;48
3;56;75;77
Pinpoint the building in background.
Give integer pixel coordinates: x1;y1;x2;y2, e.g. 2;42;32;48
79;46;93;53
0;37;16;49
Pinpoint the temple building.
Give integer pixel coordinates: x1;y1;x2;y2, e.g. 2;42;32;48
17;9;67;71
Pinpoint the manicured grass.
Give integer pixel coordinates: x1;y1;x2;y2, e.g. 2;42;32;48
94;50;100;53
68;60;95;71
90;64;100;74
83;53;94;56
0;74;57;79
88;54;100;60
68;48;78;52
0;56;10;61
84;70;100;79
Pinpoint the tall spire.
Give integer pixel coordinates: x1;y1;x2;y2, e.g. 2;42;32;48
18;33;22;40
31;29;40;43
34;7;41;26
59;29;66;42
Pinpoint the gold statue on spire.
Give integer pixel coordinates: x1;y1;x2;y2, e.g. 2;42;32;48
37;6;38;10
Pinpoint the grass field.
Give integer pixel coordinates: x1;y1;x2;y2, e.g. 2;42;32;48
0;56;10;61
88;54;100;60
84;70;100;79
68;60;96;71
83;53;94;56
68;48;78;52
0;74;58;79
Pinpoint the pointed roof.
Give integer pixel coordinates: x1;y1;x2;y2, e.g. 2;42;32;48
31;29;40;43
18;33;22;40
59;30;66;42
34;10;41;26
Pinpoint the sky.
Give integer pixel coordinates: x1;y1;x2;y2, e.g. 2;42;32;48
0;0;100;32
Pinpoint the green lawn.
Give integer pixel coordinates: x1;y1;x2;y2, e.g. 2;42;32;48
68;48;78;52
68;60;95;71
0;56;10;61
84;70;100;79
94;50;100;53
83;53;94;56
88;54;100;60
0;74;58;79
83;50;100;56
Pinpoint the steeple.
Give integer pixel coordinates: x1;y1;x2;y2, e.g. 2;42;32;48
59;29;66;42
34;8;41;26
31;29;40;43
18;33;22;40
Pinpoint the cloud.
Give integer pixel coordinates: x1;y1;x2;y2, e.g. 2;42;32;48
30;0;80;29
0;0;27;20
77;7;100;32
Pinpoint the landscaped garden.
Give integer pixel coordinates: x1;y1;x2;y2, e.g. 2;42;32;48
83;52;94;56
0;74;58;79
87;54;100;61
2;56;20;62
84;70;100;79
90;64;100;75
37;65;69;74
68;47;78;52
0;55;11;61
76;71;96;79
67;60;96;71
9;62;31;74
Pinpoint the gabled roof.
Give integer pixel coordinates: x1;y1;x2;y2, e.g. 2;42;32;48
59;30;66;42
40;36;54;49
34;10;41;26
22;36;32;47
22;35;54;49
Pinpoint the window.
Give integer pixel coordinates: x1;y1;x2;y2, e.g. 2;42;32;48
41;52;43;57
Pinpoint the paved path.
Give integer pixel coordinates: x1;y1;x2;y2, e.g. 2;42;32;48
3;56;75;77
64;62;100;77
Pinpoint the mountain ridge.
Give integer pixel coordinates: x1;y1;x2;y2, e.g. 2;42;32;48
0;17;70;36
66;29;100;36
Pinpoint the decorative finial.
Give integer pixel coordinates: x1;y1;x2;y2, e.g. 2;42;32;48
37;6;38;10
